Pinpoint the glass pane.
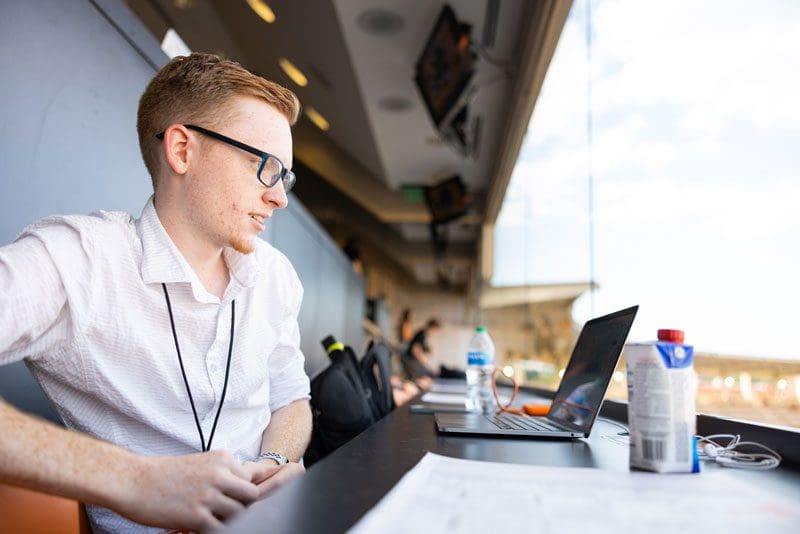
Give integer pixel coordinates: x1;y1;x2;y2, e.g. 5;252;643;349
494;0;800;428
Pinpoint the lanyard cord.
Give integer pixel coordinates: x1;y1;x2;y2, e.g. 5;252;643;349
162;283;235;452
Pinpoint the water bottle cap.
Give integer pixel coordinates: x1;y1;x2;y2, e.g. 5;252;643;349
657;329;684;343
476;326;486;333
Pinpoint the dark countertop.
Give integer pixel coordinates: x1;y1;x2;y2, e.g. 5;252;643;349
223;395;800;534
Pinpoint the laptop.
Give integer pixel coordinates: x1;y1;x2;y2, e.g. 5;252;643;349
435;305;638;439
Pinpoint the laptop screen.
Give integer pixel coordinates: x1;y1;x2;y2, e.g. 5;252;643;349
547;306;638;435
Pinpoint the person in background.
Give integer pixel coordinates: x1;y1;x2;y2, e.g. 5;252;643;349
402;318;441;383
390;374;422;406
377;308;420;406
0;53;311;532
396;308;415;351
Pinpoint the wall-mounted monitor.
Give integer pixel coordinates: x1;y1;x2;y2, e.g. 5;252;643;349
424;175;473;224
414;5;476;128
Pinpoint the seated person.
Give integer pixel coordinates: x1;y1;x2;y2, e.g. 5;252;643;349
390;375;421;406
402;318;441;384
396;308;414;353
0;53;312;532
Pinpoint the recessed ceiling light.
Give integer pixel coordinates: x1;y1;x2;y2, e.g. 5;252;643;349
305;107;330;131
278;58;308;87
173;0;195;9
378;96;412;112
247;0;276;24
357;9;404;36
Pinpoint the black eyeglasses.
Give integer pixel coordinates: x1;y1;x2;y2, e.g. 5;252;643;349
156;124;296;192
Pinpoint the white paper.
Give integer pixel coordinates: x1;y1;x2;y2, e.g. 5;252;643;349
428;382;467;394
349;453;800;534
420;392;511;405
420;392;467;405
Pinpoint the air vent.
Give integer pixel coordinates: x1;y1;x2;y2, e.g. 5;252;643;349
378;96;412;112
357;9;404;36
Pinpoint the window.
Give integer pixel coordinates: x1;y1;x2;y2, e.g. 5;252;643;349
494;0;800;428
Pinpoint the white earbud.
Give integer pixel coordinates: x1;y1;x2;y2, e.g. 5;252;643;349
696;434;781;470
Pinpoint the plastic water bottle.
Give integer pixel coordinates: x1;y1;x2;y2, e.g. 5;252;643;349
466;327;495;413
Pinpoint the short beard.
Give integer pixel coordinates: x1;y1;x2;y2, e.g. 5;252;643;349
230;235;255;254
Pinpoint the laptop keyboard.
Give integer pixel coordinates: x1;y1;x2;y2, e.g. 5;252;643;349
489;413;561;431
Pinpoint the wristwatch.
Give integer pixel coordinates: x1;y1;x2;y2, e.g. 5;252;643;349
254;451;289;465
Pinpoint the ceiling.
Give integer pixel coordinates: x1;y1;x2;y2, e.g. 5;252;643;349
125;0;571;288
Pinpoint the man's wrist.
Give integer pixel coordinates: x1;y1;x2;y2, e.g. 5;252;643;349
103;449;151;513
253;451;288;465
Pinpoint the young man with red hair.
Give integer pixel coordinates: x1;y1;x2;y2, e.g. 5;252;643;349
0;53;312;532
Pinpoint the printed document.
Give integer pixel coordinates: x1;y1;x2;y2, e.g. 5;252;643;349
420;392;512;405
349;453;799;534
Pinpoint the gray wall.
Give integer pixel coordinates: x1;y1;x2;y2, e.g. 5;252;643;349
265;199;365;377
0;0;161;241
0;0;362;420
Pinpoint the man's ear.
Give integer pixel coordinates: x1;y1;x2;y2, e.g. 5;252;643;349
161;124;191;175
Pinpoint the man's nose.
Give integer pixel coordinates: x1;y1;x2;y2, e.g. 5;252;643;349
263;180;288;209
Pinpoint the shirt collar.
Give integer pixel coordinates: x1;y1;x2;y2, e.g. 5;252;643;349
136;197;262;296
137;197;195;286
223;245;261;289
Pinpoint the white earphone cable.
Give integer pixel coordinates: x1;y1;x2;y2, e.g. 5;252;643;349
695;434;781;470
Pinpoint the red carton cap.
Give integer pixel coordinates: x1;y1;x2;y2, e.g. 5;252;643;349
657;329;684;343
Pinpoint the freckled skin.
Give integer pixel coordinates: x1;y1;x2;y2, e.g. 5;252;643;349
185;96;292;255
154;95;293;295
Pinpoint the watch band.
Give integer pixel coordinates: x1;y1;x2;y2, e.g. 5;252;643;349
254;451;289;465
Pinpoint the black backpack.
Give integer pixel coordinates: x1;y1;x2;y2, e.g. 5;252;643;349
304;336;394;466
359;340;394;420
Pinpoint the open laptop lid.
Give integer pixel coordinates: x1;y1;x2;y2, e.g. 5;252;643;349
546;305;638;437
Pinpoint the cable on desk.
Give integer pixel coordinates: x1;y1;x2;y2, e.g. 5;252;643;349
695;434;781;470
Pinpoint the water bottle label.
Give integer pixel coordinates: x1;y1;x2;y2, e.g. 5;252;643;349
467;351;492;365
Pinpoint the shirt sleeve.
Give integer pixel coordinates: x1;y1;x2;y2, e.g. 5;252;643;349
0;229;74;364
267;256;310;412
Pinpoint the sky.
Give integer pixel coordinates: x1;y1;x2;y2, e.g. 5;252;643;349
493;0;800;360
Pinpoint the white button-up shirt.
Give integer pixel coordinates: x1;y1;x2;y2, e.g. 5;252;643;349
0;198;310;532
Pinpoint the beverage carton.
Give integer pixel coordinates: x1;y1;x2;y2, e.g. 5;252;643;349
625;329;700;473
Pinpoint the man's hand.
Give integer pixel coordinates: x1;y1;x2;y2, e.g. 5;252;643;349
242;460;306;499
113;450;259;531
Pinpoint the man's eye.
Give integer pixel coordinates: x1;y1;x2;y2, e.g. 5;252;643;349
264;157;283;175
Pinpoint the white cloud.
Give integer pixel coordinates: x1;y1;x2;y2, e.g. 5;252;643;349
592;0;800;129
495;0;800;359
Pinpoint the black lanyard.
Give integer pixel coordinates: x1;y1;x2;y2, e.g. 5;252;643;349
162;283;235;452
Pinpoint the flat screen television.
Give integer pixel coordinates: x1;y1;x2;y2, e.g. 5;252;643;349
415;5;476;127
424;175;472;224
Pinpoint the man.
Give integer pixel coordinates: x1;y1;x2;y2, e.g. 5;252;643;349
0;53;312;532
